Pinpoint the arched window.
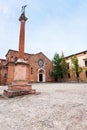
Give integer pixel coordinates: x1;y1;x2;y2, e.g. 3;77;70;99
39;69;44;73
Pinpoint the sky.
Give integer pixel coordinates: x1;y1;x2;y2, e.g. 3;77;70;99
0;0;87;60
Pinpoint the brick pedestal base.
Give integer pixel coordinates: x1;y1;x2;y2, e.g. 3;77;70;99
4;89;36;98
8;84;32;91
3;83;39;98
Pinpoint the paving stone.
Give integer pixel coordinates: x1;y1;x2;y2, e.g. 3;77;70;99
0;83;87;130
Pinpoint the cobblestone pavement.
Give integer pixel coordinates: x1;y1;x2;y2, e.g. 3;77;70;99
0;83;87;130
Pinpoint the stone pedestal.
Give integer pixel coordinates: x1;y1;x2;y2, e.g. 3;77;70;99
4;89;36;98
3;60;37;98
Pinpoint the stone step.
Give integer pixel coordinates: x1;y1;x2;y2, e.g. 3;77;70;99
3;89;37;98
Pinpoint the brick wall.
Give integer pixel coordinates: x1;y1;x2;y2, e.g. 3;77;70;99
0;50;53;85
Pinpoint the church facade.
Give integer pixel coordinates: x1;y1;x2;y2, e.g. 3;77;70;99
0;50;53;85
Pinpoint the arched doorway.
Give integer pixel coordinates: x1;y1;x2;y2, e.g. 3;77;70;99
38;69;45;82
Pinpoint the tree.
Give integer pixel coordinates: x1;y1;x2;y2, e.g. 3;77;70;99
51;52;68;82
51;53;61;81
71;55;82;82
60;52;69;77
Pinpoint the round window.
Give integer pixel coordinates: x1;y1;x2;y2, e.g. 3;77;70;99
38;59;44;67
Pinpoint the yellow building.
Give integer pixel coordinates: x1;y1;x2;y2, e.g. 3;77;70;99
66;50;87;82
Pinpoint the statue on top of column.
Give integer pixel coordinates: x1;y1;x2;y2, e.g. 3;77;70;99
21;5;27;16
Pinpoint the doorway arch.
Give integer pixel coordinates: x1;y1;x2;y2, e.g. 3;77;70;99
38;69;45;82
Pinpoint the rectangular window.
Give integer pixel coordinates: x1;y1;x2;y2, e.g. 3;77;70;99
85;71;87;78
15;57;18;62
67;63;69;69
68;73;70;78
85;61;87;66
31;67;33;74
4;73;7;78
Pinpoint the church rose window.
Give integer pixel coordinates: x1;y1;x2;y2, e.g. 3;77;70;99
38;59;44;67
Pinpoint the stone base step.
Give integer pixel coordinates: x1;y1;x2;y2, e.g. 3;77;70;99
3;89;39;98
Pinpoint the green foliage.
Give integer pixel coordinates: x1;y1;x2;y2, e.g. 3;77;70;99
60;52;69;75
51;52;68;81
71;55;82;81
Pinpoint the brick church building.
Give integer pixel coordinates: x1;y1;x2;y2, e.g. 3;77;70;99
0;50;53;85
